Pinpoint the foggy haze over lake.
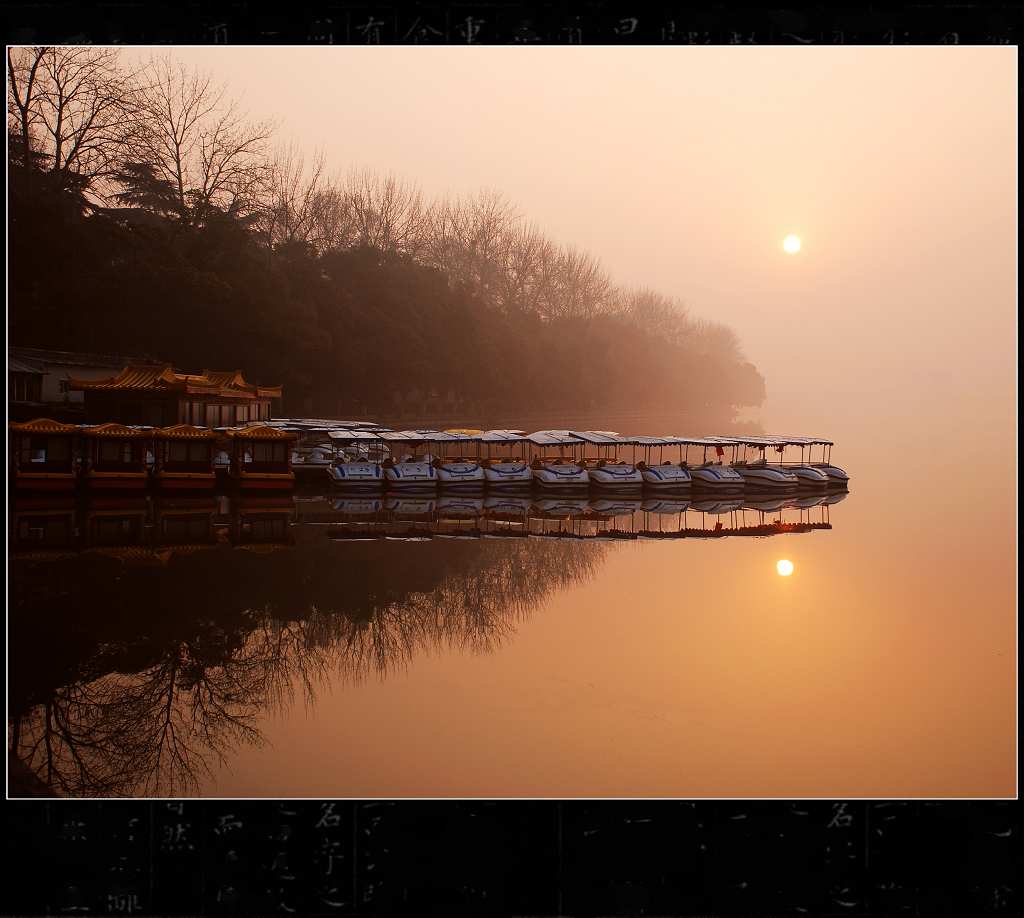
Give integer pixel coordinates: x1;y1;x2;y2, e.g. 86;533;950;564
160;46;1016;436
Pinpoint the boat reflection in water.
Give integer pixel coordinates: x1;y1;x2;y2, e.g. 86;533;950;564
8;489;845;797
312;490;839;541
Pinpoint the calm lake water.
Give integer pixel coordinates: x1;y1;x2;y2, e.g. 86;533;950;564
7;411;1015;798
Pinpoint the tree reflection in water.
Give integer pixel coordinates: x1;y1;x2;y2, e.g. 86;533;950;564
8;538;606;796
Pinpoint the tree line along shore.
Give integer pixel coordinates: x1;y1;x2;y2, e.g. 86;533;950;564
8;47;766;422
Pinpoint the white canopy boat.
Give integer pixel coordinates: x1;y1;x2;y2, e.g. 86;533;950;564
748;436;831;489
722;437;800;492
782;436;850;489
570;430;644;492
430;429;486;489
633;436;694;491
326;429;386;490
686;438;746;493
527;430;590;490
479;429;533;489
375;431;440;491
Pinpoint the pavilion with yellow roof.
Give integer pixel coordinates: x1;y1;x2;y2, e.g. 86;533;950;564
69;364;282;427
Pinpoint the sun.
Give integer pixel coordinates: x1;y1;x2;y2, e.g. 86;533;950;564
776;559;794;577
783;234;802;254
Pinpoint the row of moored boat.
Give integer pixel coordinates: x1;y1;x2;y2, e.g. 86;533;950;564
291;427;851;493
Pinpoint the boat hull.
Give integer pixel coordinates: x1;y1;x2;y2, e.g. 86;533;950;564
532;464;589;490
383;462;438;491
814;463;851;488
784;465;831;489
328;461;384;489
483;462;533;489
689;465;745;493
733;466;800;492
587;464;643;491
436;462;486;489
639;464;693;490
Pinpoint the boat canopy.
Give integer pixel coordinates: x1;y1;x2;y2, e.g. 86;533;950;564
526;430;584;446
479;429;527;443
723;436;779;448
632;435;704;447
770;435;834;447
327;429;382;442
569;430;630;445
376;429;471;444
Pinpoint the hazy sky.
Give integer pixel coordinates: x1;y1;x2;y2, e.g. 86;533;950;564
165;46;1016;433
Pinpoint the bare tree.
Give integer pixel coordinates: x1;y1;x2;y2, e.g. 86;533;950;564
258;144;330;249
342;167;426;256
133;55;273;222
545;244;613;321
7;46;140;192
493;221;559;317
620;287;693;344
307;184;358;253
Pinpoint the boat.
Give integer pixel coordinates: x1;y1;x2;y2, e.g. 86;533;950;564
433;429;487;490
9;418;79;491
151;424;217;490
287;426;335;481
479;429;533;489
325;429;386;490
788;436;850;489
721;437;800;492
224;424;298;489
570;431;644;492
686;438;746;494
79;423;152;491
526;431;590;490
375;431;439;491
633;436;694;491
745;436;831;489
